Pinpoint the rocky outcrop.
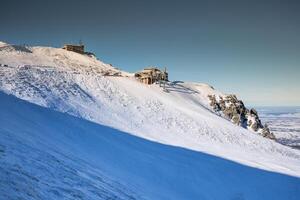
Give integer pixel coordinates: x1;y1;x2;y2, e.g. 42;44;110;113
208;94;275;140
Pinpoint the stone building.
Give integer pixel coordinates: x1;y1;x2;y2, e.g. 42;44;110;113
62;44;85;54
134;67;168;84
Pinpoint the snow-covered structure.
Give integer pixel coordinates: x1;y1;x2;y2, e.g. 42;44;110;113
62;44;85;54
135;67;168;84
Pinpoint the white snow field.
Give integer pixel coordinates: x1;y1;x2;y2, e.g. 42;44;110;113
0;41;300;199
257;106;300;148
1;92;300;200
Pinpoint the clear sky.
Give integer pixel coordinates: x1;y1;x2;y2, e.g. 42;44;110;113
1;0;299;106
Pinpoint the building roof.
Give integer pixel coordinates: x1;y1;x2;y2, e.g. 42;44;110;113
63;44;84;47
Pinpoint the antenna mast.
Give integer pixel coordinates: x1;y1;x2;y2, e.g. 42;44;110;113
79;39;83;46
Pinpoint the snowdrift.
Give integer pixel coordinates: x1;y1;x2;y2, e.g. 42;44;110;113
0;42;300;178
1;92;300;200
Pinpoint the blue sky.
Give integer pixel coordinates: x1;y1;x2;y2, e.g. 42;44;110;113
1;0;299;106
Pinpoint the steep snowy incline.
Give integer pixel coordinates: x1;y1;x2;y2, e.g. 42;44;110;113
1;42;300;177
1;92;300;200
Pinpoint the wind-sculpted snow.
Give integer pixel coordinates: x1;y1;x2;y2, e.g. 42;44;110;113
1;42;300;178
0;65;96;115
0;134;140;200
1;92;300;200
0;93;144;200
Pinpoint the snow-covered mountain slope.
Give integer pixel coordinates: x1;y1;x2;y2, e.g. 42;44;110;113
0;41;300;178
1;92;300;200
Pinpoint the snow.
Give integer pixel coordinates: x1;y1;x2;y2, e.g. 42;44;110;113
257;107;300;148
0;41;300;181
1;92;300;200
0;41;8;48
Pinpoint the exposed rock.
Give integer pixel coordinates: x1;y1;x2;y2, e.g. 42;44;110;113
207;94;275;140
219;96;226;111
247;108;264;132
223;105;235;119
262;124;276;140
250;108;258;116
208;95;221;112
231;113;241;125
249;120;259;132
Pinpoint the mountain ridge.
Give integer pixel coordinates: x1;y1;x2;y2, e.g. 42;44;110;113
0;41;300;177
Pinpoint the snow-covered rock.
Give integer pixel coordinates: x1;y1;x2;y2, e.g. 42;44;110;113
207;94;276;139
0;41;300;179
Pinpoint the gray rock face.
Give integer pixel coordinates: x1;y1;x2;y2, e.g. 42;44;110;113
262;124;276;139
231;113;241;125
207;94;275;140
208;94;220;112
247;108;263;132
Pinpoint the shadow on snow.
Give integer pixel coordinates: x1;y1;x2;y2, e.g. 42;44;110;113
0;92;299;200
